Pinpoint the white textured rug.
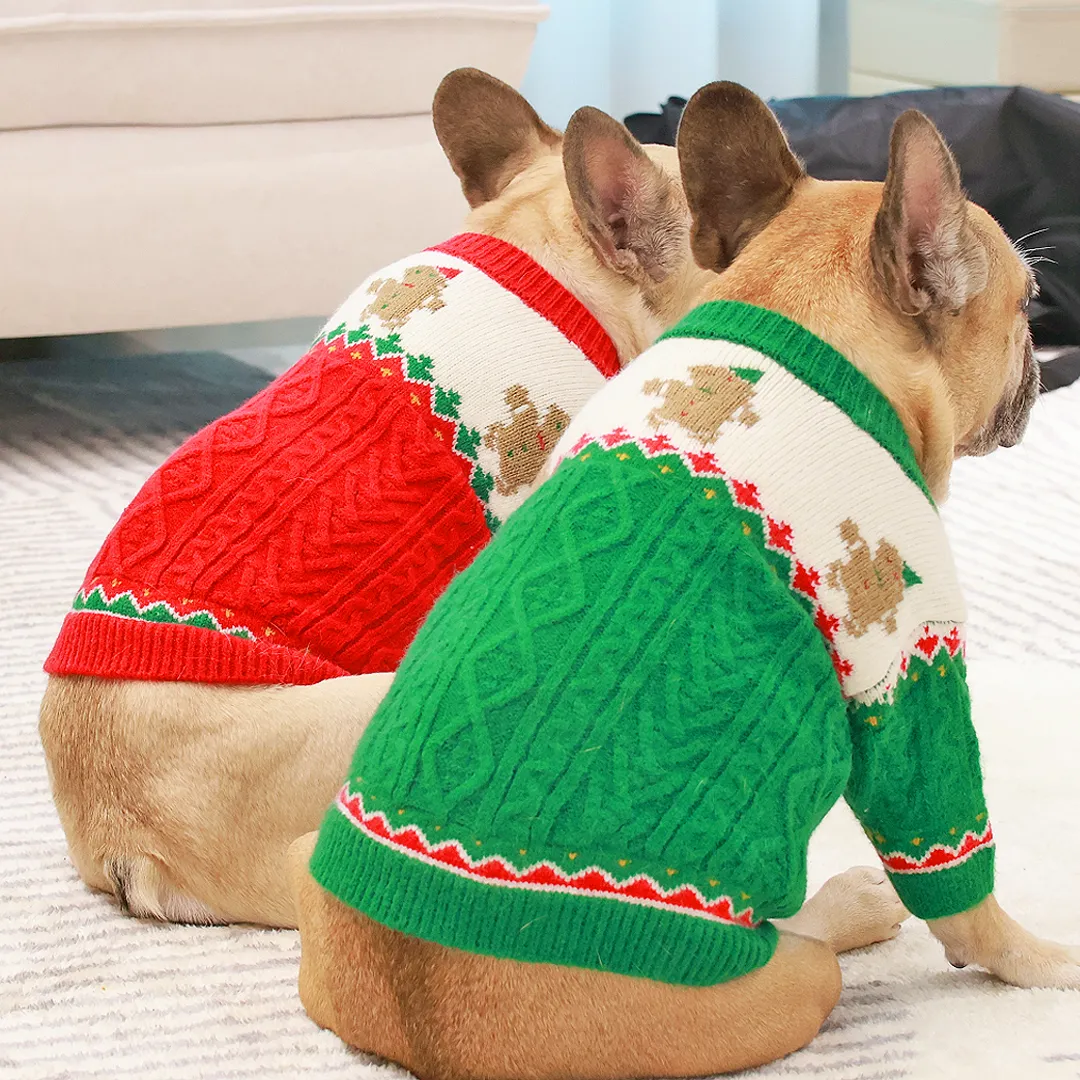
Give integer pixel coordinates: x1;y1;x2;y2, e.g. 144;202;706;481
1;354;1078;1080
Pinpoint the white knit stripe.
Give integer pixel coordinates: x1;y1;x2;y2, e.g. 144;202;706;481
553;337;966;699
321;249;608;523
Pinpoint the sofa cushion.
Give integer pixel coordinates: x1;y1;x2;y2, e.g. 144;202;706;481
0;1;547;129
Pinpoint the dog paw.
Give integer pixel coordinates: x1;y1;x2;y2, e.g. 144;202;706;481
931;897;1080;990
988;941;1080;990
794;866;911;954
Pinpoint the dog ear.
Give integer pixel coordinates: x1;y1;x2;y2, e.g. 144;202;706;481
871;110;988;317
563;106;686;283
433;68;561;209
676;81;804;273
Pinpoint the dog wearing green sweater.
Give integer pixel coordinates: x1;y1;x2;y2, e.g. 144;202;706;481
290;84;1071;1079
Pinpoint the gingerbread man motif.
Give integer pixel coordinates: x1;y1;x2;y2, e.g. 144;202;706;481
827;519;920;638
483;386;571;497
643;364;762;443
361;265;458;331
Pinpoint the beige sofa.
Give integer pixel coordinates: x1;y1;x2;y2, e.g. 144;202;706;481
0;1;547;339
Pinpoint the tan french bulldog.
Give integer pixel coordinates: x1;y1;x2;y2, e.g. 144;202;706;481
285;83;1067;1080
37;69;710;931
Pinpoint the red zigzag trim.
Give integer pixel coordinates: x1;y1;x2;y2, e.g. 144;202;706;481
880;824;994;874
335;786;759;929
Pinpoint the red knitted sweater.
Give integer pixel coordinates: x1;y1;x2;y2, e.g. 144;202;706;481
45;234;618;684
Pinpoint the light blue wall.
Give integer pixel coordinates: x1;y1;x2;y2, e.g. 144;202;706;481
520;0;616;127
520;0;843;130
717;0;821;103
610;0;723;121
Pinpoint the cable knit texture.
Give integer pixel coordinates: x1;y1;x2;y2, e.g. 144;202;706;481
312;302;994;986
45;234;618;684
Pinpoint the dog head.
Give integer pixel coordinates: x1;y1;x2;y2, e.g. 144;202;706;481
676;81;1038;500
433;68;710;365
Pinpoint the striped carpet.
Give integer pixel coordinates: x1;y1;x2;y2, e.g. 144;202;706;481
2;353;1078;1079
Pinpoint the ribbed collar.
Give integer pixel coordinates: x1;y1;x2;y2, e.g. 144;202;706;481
428;233;621;379
660;300;933;504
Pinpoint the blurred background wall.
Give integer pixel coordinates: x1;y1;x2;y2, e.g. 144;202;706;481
520;0;849;129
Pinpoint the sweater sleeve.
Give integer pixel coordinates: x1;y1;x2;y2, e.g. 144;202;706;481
843;634;994;920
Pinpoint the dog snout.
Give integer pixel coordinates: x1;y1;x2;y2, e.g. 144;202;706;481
997;339;1039;449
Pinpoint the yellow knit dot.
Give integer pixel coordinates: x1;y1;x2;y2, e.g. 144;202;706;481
519;849;527;856
659;465;672;474
224;609;233;618
264;627;275;637
434;430;444;440
616;452;630;461
475;840;482;847
351;351;363;360
381;367;393;377
433;825;440;831
911;671;920;682
618;859;629;867
912;837;922;846
328;345;336;353
976;812;986;821
397;809;405;816
950;827;957;835
111;578;120;587
742;522;752;535
143;588;151;597
704;488;716;500
568;852;578;860
666;868;678;876
410;393;420;405
580;453;592;461
866;715;879;726
708;879;719;887
740;892;751;901
875;833;886;844
938;664;947;677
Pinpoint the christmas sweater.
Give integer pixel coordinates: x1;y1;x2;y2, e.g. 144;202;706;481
45;234;619;684
310;301;994;987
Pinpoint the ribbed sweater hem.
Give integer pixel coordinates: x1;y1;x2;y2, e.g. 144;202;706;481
310;802;780;987
43;610;348;685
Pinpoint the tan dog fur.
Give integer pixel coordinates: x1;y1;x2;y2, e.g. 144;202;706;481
38;69;711;930
288;83;1071;1080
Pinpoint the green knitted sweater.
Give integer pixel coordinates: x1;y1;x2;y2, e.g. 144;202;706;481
311;302;994;987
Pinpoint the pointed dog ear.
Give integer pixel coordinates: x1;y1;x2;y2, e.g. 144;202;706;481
676;81;804;272
871;110;988;317
563;106;686;283
433;68;560;209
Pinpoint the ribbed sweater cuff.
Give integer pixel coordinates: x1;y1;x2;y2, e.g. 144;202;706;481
886;846;995;921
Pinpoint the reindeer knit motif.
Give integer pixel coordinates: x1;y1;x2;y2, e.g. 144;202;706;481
311;302;994;987
45;234;619;684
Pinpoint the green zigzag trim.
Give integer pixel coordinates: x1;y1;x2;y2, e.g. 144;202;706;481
324;323;501;530
73;586;257;641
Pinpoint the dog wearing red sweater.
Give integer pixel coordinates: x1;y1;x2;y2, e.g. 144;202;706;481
39;69;711;928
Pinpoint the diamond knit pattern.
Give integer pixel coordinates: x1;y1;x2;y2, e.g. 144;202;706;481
312;302;994;986
45;235;616;684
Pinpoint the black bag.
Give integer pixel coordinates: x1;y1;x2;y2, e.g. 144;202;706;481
626;87;1080;354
